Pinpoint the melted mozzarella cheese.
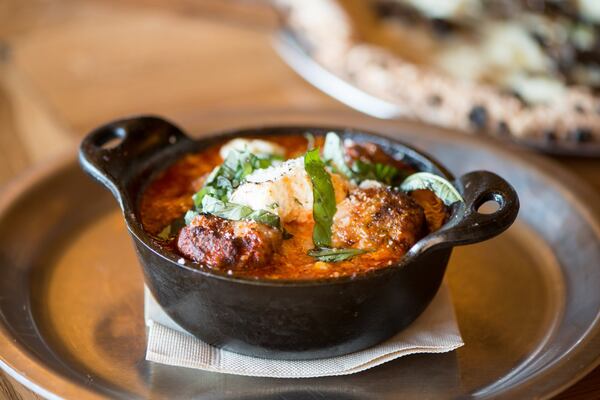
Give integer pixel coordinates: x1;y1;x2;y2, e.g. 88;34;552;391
230;157;352;224
434;22;564;104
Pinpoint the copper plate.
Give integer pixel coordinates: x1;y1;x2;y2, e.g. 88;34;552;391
1;109;600;399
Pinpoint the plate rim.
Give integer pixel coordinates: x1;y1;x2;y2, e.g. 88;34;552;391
1;115;600;399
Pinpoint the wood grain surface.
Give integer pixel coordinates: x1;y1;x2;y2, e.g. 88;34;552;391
0;0;599;398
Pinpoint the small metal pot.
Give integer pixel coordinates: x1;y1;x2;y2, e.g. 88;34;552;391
79;116;519;360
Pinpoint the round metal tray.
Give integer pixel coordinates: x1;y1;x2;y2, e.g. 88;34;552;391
1;110;600;399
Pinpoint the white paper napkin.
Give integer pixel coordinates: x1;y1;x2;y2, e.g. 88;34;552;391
145;283;463;378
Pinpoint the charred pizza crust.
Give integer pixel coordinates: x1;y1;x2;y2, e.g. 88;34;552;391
275;0;600;144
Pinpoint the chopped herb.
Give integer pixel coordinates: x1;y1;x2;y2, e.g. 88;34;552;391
201;195;281;229
157;225;171;240
247;209;281;228
186;149;282;229
184;210;199;225
351;160;405;185
400;172;464;206
374;162;401;184
304;148;337;248
157;215;187;239
308;247;369;262
323;132;409;185
192;149;280;207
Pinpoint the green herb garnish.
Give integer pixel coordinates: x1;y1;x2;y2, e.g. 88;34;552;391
323;132;410;186
308;247;369;262
322;132;356;179
184;210;199;225
351;159;405;185
304;148;337;248
193;149;280;207
400;172;464;206
201;195;281;229
157;215;186;240
184;149;282;229
157;225;171;240
305;147;373;261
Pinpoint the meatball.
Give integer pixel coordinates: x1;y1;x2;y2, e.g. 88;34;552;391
177;214;282;270
331;187;426;256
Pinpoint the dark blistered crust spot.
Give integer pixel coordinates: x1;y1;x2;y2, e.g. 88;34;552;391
544;130;557;143
430;18;456;37
497;121;511;137
569;128;594;143
468;106;488;130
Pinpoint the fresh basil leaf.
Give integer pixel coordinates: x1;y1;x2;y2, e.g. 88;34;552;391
304;148;337;248
192;187;209;208
373;162;400;184
351;159;371;176
157;215;187;239
308;247;369;262
351;160;400;185
324;132;406;186
184;210;199;225
400;172;464;206
322;132;356;180
257;154;283;168
204;165;221;185
201;195;281;229
247;209;281;228
188;149;281;225
157;225;171;240
202;196;252;220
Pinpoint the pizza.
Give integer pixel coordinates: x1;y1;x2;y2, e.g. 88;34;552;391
275;0;600;144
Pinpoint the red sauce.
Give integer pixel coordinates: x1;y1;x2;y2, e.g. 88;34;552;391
140;135;447;280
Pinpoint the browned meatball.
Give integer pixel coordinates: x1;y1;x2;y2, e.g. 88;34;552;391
177;214;282;270
331;187;426;256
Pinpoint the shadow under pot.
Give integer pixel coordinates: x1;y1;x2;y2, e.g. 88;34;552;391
79;115;519;360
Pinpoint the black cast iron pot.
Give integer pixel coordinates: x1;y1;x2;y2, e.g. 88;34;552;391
79;116;519;360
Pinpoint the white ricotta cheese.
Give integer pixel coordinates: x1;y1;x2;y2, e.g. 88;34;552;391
219;138;285;159
230;156;351;224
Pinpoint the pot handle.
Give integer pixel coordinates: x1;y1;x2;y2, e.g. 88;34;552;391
409;170;519;256
79;115;191;207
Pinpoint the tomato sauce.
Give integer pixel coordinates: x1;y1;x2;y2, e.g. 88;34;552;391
140;135;447;280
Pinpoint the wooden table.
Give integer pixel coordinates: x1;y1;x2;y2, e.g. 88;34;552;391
0;0;599;398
